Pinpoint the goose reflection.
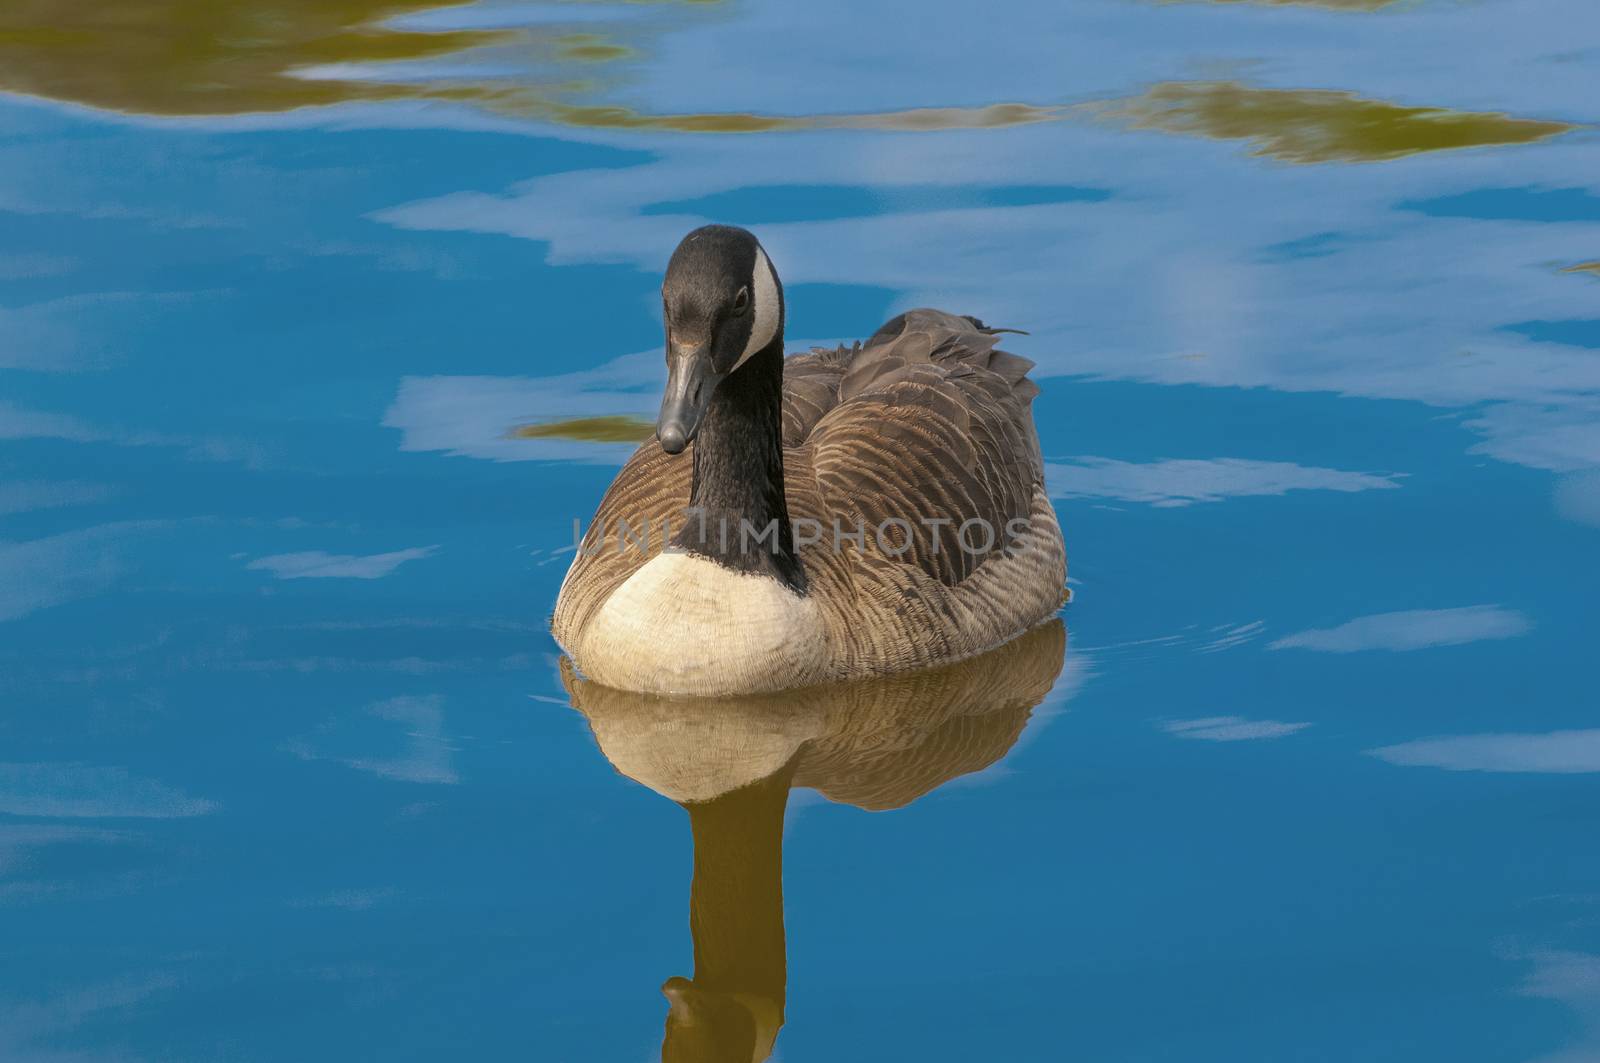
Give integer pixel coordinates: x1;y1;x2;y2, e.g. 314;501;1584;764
561;619;1067;1062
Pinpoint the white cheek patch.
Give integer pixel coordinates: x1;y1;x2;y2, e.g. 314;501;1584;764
734;245;780;369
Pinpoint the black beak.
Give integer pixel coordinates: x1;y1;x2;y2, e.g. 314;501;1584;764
657;342;721;455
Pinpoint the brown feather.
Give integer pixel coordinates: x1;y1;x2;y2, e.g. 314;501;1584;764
552;309;1066;681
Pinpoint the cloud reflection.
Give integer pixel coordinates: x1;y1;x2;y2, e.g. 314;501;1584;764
1555;471;1600;527
0;480;116;517
1046;457;1400;506
0;974;178;1063
0;400;267;468
1519;950;1600;1062
0;764;216;818
0;825;129;876
377;110;1600;476
0;523;151;623
246;546;439;580
1370;730;1600;774
1270;605;1531;653
286;695;459;784
1163;716;1311;741
383;351;662;463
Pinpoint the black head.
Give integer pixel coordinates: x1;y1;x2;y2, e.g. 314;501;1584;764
657;225;784;454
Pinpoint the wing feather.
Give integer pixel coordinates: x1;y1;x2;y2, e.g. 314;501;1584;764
806;310;1045;589
550;440;691;649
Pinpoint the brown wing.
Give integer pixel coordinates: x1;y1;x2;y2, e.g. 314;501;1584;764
780;344;854;445
550;439;691;650
804;309;1045;587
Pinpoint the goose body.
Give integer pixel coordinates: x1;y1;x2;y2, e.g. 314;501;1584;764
552;226;1066;695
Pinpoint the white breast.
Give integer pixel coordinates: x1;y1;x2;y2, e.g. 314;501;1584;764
575;552;830;696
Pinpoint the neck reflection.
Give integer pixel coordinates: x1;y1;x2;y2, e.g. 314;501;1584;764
564;619;1067;1062
665;760;793;1063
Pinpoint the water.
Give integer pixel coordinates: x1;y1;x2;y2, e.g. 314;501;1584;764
2;1;1598;1059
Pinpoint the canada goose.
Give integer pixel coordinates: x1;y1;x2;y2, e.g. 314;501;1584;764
562;619;1067;1063
553;225;1066;695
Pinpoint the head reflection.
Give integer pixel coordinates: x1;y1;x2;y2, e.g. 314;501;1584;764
563;619;1067;1062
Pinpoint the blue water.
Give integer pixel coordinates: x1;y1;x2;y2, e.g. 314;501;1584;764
4;1;1600;1059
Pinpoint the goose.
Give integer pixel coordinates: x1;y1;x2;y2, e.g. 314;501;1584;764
552;225;1066;695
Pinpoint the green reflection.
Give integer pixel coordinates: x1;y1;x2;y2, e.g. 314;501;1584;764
1202;0;1401;10
497;98;1062;133
565;620;1068;1061
0;3;1569;153
0;0;1057;132
0;0;508;115
512;415;655;444
554;33;632;63
1101;80;1573;163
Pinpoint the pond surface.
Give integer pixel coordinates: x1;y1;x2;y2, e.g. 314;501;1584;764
3;1;1599;1060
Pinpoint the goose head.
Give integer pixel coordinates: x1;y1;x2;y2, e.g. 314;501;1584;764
657;225;785;454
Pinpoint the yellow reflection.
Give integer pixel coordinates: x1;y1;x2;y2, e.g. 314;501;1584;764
0;0;508;115
1562;261;1600;278
511;415;655;444
553;33;633;63
0;0;1056;132
505;99;1062;133
564;620;1067;1061
1101;80;1572;163
1202;0;1400;9
3;4;1564;153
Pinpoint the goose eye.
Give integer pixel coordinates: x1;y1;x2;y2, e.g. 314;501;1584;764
732;287;750;316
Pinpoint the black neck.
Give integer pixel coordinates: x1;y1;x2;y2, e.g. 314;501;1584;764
676;338;806;592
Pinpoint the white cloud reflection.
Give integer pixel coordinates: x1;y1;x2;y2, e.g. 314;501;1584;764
1370;729;1600;774
0;480;116;517
0;399;266;467
1270;605;1531;653
286;695;459;785
0;252;75;280
375;62;1600;479
1519;950;1600;1063
1555;471;1600;529
1163;716;1311;741
0;825;128;876
246;546;438;580
0;524;145;623
0;400;100;443
1046;457;1400;507
0;764;216;818
0;974;178;1063
382;350;661;464
0;292;188;372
